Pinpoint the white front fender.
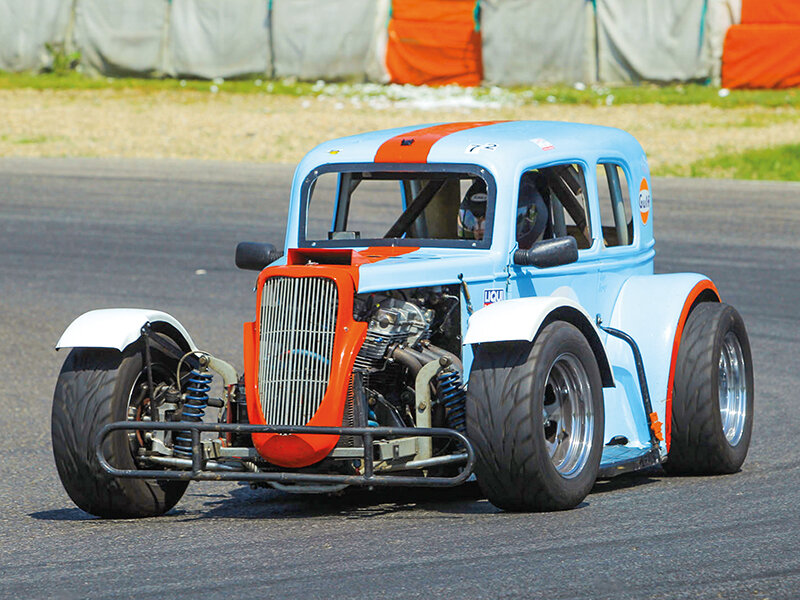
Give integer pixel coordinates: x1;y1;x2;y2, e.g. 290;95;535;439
56;309;198;352
464;296;592;345
463;296;614;387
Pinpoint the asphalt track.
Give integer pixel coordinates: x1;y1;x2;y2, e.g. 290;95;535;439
0;158;798;599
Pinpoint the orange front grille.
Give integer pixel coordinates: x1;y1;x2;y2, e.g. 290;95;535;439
243;266;367;468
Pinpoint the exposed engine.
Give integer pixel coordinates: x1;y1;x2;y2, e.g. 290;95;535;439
354;296;434;368
349;286;466;434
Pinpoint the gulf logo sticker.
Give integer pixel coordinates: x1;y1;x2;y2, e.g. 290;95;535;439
638;178;651;225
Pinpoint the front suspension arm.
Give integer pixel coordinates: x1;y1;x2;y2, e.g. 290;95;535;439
96;422;476;488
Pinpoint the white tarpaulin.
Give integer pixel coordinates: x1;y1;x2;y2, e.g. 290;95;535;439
0;0;72;71
168;0;270;79
365;0;391;82
0;0;728;85
272;0;378;80
74;0;168;76
706;0;741;84
481;0;594;85
597;0;712;83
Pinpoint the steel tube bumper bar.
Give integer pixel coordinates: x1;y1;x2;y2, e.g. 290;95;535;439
96;422;476;487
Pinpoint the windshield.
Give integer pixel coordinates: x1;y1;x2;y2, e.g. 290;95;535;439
299;165;495;249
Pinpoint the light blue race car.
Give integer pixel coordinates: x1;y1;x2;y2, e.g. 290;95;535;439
53;121;754;517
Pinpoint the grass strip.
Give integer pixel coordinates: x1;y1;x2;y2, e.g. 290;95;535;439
2;71;800;108
687;144;800;181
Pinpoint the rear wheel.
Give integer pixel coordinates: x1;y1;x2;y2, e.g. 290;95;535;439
466;321;604;511
52;342;188;518
665;303;754;474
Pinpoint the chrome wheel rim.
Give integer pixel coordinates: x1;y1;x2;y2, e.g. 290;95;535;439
719;331;747;446
542;353;594;478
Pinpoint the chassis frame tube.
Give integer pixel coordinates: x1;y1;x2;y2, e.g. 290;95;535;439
96;422;476;487
599;324;661;454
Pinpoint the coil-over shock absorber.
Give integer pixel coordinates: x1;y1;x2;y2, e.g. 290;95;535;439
436;363;467;433
173;361;213;458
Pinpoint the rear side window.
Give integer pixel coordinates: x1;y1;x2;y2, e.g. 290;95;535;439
596;163;633;247
516;163;592;250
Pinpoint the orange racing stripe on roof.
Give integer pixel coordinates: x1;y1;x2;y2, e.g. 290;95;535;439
374;122;503;163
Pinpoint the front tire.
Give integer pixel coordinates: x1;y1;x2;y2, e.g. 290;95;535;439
665;303;754;474
467;321;604;511
52;343;188;518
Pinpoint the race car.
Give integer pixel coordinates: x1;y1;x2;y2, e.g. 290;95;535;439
52;121;754;517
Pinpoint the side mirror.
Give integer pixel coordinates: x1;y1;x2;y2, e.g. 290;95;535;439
513;236;578;268
235;242;284;271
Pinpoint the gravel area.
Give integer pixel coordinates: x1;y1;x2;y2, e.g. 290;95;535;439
1;88;798;174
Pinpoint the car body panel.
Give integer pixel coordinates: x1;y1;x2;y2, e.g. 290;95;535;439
606;275;719;451
464;294;597;345
56;308;197;352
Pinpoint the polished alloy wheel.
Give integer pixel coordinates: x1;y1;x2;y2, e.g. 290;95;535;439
542;352;594;478
719;331;747;445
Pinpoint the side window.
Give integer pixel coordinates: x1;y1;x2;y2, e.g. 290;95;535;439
516;163;592;250
596;163;633;247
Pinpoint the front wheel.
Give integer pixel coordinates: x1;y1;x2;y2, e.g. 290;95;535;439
466;321;604;511
664;303;754;474
51;343;188;518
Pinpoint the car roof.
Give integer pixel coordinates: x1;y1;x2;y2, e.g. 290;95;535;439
286;120;655;254
298;121;646;174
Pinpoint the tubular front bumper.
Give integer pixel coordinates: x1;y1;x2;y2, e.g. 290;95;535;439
96;422;476;488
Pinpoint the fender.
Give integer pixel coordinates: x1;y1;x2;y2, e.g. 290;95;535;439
607;274;719;450
56;308;198;352
463;295;614;387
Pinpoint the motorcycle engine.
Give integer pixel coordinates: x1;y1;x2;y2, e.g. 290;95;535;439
354;296;434;370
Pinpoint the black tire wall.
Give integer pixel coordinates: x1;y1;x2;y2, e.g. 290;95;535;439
52;345;188;518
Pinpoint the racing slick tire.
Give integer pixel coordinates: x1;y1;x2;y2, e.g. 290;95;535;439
466;321;604;511
664;303;754;475
52;342;188;518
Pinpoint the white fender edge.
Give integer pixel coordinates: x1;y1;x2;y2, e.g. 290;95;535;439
464;296;593;345
464;295;614;387
56;308;198;352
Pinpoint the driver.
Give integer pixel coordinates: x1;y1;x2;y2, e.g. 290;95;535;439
516;172;550;249
458;175;550;245
457;179;488;240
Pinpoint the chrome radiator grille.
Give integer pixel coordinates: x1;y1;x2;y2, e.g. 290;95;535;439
258;276;338;425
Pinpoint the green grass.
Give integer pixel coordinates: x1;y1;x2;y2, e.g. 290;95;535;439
505;83;800;108
686;144;800;181
13;135;52;144
0;70;318;96
2;70;800;107
4;70;800;181
0;133;65;145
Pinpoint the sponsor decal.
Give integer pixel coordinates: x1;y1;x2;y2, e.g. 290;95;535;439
465;143;497;154
639;178;651;225
483;288;505;306
531;138;555;151
328;149;340;155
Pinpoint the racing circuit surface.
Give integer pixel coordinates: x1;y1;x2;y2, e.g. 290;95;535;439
0;158;798;599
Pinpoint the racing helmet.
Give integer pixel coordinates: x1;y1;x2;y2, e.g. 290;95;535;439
516;173;549;249
458;180;488;240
